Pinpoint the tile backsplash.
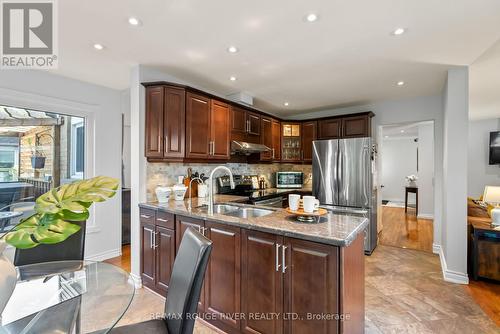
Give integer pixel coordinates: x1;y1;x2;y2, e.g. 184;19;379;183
147;162;312;202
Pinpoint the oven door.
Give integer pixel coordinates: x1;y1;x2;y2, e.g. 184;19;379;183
254;196;284;208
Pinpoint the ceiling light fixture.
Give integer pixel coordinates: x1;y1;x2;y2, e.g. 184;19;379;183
93;44;104;50
305;13;318;22
392;28;406;35
227;46;239;53
400;130;405;133
229;76;237;81
128;17;141;26
284;102;289;106
397;81;405;86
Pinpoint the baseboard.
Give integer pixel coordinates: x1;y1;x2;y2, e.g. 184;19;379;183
129;273;143;289
438;246;469;284
85;248;121;262
432;243;441;255
418;213;434;220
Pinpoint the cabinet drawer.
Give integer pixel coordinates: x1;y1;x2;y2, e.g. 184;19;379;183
140;208;155;224
156;211;175;229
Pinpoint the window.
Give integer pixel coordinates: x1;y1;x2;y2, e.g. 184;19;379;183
71;119;84;179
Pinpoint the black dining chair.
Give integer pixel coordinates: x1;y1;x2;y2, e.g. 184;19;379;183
14;221;86;267
110;227;212;334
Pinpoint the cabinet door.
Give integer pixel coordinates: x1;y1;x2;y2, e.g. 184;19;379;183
260;117;273;161
231;106;247;136
241;230;283;334
140;221;156;289
247;111;261;144
163;87;185;159
283;238;339;334
318;119;341;139
281;123;302;163
210;100;231;160
145;86;164;158
342;115;370;138
301;121;317;163
175;215;205;310
155;226;175;295
204;221;241;332
272;119;281;161
186;93;211;159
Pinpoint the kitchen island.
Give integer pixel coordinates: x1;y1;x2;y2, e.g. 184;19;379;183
139;195;367;334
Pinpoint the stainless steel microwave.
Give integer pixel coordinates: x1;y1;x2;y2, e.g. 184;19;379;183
276;172;303;189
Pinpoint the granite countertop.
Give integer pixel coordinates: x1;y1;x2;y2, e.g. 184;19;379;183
140;194;368;247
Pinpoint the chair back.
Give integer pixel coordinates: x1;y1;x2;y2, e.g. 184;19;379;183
164;227;212;334
14;221;86;266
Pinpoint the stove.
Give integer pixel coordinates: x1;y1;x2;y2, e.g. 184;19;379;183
217;175;286;206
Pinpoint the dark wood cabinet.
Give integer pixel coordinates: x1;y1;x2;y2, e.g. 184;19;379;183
145;86;186;160
272;119;281;161
260;117;273;161
342;115;371;138
283;238;339;334
145;86;165;158
231;107;261;144
318;118;341;139
204;221;241;332
210;100;231;160
301;121;317;163
155;226;175;293
281;123;302;163
241;230;283;334
140;208;175;296
140;220;156;289
186;92;211;159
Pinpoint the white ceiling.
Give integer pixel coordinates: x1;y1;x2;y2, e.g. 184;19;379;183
52;0;500;116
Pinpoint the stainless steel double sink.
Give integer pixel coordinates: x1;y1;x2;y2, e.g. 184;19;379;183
198;204;274;218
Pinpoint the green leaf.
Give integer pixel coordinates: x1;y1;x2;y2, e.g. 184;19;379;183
35;176;119;216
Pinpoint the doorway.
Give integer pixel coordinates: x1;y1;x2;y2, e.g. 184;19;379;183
378;121;434;252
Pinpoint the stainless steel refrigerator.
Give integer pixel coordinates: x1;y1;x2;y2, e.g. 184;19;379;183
312;138;377;254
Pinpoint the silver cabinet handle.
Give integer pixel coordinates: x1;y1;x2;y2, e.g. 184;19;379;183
153;232;159;249
281;245;287;273
202;227;207;236
275;243;281;272
146;228;154;249
165;137;168;153
246;120;250;133
212;142;215;156
157;135;161;152
157;218;168;223
272;148;275;159
141;214;151;219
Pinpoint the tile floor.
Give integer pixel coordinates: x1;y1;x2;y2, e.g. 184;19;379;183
114;245;499;333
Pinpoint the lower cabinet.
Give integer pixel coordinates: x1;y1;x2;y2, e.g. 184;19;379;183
140;208;175;296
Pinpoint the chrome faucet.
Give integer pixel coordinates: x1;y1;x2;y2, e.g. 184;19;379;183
208;166;234;215
188;176;203;212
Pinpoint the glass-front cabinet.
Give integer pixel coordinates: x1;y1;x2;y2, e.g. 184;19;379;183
281;123;302;162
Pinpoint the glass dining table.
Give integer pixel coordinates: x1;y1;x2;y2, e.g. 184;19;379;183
0;261;135;334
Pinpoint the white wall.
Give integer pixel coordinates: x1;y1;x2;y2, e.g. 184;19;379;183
468;118;500;197
291;94;444;252
418;122;435;218
0;70;124;260
381;138;418;202
441;67;469;283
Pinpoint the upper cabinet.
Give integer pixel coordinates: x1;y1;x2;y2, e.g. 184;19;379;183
231;107;261;144
145;85;186;160
281;123;302;162
317;113;372;139
185;93;230;160
301;121;317;163
260;117;281;162
271;119;281;161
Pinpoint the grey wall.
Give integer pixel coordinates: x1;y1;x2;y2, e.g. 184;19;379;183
468;118;500;197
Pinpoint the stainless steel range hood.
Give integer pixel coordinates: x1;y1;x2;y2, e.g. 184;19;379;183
231;141;271;155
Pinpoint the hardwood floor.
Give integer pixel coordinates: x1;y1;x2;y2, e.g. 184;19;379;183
105;244;131;272
379;206;434;253
105;244;499;333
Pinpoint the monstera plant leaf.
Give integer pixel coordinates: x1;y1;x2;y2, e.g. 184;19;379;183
4;176;119;249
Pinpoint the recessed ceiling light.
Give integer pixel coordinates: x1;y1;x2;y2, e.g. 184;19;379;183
284;102;289;106
305;13;318;22
392;28;406;35
229;76;237;81
93;44;104;50
397;81;405;86
227;46;239;53
400;130;405;133
384;135;389;138
128;17;141;26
